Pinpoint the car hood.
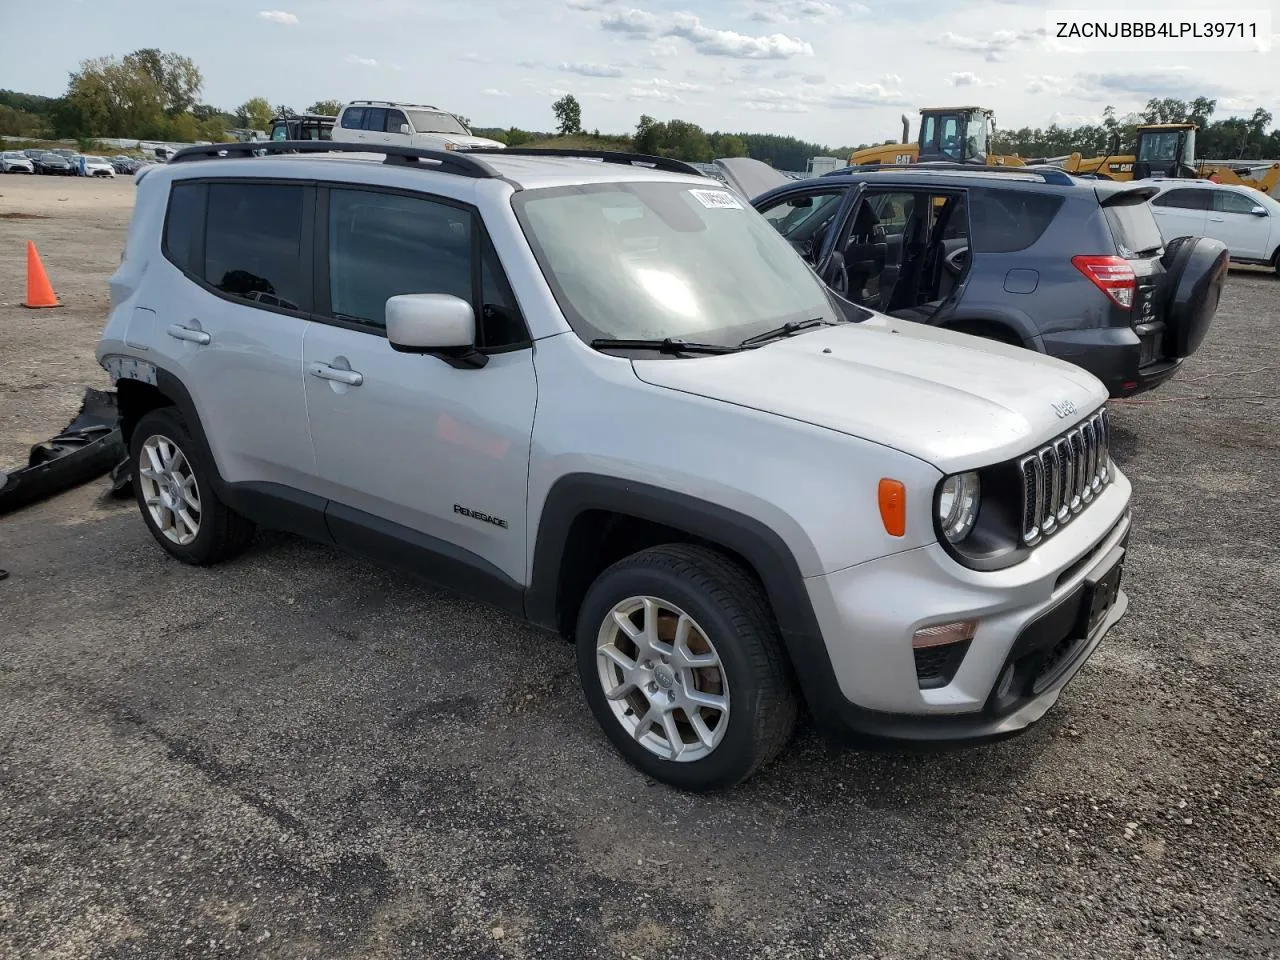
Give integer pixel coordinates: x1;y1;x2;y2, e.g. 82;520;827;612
630;313;1110;473
445;135;507;149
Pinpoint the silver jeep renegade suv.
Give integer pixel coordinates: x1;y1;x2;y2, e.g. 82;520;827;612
96;142;1133;791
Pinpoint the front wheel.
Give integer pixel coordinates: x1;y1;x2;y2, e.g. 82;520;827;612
575;544;799;791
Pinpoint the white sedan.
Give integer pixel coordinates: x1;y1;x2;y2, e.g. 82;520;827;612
1147;179;1279;276
82;155;117;178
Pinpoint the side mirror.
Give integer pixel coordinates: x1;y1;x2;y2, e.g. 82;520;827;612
399;123;411;135
386;294;488;368
1108;133;1121;155
1251;204;1268;217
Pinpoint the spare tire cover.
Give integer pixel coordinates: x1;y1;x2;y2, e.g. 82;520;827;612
1163;236;1229;359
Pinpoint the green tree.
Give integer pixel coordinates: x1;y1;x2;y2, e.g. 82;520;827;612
552;94;582;135
505;126;535;146
273;104;295;118
306;99;343;116
713;134;748;158
235;97;273;131
634;114;660;154
62;55;166;138
122;49;202;116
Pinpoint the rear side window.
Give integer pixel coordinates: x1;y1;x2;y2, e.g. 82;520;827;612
202;183;307;310
339;107;364;129
1152;189;1211;210
1103;201;1164;258
969;189;1063;253
163;182;207;276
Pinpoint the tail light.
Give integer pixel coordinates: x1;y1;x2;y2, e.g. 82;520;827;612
1072;255;1135;309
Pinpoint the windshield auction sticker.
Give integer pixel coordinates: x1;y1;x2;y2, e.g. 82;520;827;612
1046;9;1272;51
689;189;744;210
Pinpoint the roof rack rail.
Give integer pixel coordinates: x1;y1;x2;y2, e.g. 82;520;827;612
166;140;501;178
464;146;706;177
835;160;1078;185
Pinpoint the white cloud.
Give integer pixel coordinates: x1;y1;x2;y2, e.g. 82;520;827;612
601;8;661;34
483;88;511;96
745;99;812;113
561;62;626;78
946;71;1003;88
458;52;490;63
628;77;715;103
590;6;813;59
1076;69;1238;101
668;13;813;59
346;54;379;67
826;80;913;108
257;9;298;24
746;0;860;24
567;0;614;8
932;27;1046;62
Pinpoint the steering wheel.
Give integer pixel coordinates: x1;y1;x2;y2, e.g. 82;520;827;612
943;246;969;278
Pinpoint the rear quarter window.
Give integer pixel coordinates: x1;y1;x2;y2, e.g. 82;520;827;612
1103;201;1164;258
162;182;208;275
969;189;1063;253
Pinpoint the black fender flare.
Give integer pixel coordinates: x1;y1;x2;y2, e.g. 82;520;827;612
526;474;847;720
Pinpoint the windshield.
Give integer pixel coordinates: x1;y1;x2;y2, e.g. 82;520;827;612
2;152;21;159
1138;131;1181;162
85;156;105;163
406;110;468;135
512;180;841;346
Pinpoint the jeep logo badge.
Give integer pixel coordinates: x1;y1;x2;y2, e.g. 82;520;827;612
1052;399;1077;419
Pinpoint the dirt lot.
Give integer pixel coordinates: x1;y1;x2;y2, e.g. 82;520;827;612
1;173;1278;960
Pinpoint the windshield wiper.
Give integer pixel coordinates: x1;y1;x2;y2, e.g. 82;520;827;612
590;337;740;355
737;317;834;348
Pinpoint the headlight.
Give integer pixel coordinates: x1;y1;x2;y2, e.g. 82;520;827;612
937;472;980;543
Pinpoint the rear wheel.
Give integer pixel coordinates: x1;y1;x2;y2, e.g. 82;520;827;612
951;320;1023;347
130;408;256;565
575;544;799;791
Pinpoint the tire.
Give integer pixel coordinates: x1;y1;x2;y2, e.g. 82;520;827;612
575;544;799;791
129;407;255;565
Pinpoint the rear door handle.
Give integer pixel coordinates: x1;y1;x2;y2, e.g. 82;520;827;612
166;323;210;345
308;362;364;386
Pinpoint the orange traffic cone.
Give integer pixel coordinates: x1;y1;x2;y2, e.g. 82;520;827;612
23;241;59;309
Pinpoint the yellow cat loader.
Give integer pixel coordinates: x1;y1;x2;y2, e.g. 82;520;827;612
1053;124;1280;196
849;107;1027;167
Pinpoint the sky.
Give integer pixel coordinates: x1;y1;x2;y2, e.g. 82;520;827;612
1;0;1278;145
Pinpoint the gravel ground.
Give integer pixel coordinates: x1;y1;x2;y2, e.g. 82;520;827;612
1;175;1278;959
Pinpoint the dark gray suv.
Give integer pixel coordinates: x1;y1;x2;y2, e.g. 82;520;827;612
745;164;1230;397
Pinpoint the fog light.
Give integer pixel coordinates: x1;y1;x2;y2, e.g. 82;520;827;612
912;619;978;649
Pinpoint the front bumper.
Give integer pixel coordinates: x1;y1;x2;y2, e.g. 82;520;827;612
802;472;1132;746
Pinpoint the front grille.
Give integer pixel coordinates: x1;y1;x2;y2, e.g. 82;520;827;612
1019;409;1111;546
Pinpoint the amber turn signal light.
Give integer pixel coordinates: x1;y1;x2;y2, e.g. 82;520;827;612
878;479;906;537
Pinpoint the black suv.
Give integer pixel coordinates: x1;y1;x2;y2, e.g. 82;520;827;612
740;164;1229;397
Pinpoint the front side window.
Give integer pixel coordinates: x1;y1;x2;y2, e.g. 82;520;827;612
386;110;408;133
513;181;839;346
939;117;962;159
204;183;306;310
1214;190;1262;215
326;188;526;347
405;110;469;136
759;190;845;242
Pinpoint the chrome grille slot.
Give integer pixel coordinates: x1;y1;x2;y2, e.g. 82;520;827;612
1019;408;1112;547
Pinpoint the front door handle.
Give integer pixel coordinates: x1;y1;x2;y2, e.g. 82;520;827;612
167;323;210;345
308;362;364;386
1208;216;1225;222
